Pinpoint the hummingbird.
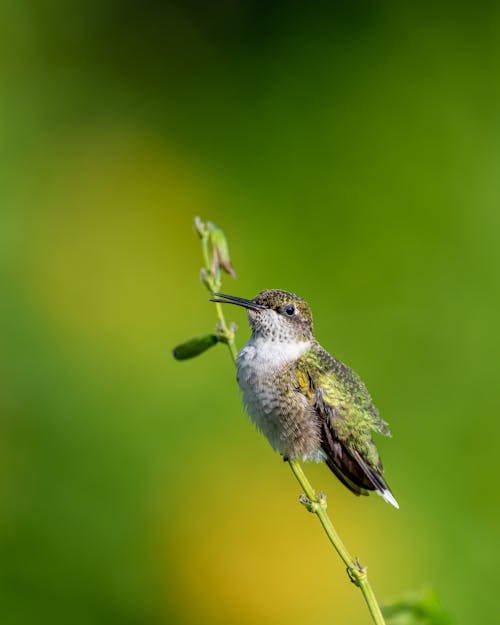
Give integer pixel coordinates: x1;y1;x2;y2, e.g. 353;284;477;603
211;289;398;508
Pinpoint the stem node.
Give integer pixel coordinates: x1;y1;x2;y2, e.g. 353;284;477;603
298;494;318;513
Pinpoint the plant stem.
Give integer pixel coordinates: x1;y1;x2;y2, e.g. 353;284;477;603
213;298;386;625
196;220;238;363
214;301;237;363
197;218;386;625
288;458;386;625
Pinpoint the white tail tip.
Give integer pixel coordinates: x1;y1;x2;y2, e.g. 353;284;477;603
377;488;399;509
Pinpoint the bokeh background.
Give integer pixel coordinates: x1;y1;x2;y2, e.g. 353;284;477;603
1;2;499;624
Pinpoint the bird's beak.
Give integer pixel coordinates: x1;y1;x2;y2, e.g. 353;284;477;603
210;293;266;311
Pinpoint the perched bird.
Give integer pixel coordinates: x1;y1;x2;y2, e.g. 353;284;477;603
211;289;398;508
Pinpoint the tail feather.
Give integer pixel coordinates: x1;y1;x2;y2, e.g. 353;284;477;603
350;449;399;509
321;422;374;493
324;457;369;497
321;421;399;508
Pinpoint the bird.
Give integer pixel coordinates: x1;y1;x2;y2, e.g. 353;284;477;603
211;289;399;508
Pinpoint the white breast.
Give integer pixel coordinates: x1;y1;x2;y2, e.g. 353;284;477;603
236;337;311;453
237;337;311;383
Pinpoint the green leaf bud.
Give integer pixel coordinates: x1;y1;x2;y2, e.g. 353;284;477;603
172;334;219;360
207;222;236;278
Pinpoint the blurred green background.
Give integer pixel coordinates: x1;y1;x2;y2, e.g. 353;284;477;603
1;2;499;624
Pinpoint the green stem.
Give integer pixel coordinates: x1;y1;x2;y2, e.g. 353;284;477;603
197;225;237;363
214;301;237;363
197;219;386;625
287;459;353;569
288;459;386;625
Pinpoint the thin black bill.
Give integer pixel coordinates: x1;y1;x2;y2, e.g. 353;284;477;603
209;293;266;311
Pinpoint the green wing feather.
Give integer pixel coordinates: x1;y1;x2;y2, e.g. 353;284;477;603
295;342;398;507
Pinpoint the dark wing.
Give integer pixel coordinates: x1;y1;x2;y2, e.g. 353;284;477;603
298;345;398;508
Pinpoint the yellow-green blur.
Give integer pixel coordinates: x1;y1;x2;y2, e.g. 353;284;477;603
1;3;499;625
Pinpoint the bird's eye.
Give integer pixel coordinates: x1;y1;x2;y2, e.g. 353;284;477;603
284;304;295;316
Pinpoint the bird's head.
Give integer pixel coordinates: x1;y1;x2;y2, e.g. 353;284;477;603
211;289;314;342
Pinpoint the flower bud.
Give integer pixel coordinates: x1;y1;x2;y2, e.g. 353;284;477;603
194;216;207;238
207;222;236;278
172;334;219;360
